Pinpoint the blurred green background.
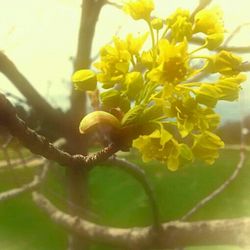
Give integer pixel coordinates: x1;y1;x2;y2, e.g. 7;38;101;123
0;148;249;250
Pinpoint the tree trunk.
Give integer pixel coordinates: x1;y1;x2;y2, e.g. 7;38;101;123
66;1;105;249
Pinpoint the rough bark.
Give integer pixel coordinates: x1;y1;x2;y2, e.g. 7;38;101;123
33;192;250;249
0;52;66;134
0;92;118;168
67;1;106;249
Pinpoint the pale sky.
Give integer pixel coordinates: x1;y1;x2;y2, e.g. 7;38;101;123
0;0;250;121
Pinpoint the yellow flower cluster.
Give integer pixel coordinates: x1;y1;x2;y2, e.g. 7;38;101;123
123;0;154;21
72;0;247;171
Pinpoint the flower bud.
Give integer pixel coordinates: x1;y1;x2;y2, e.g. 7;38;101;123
151;18;163;30
79;111;120;134
72;69;97;91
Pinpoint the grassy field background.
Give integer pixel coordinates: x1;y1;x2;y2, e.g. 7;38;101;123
0;148;249;250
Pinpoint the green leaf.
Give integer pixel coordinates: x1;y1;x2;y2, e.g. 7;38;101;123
142;104;163;121
121;105;144;126
124;72;144;99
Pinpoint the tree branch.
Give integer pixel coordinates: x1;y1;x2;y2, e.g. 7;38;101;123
0;93;119;168
239;62;250;72
0;52;65;128
104;158;160;229
0;157;42;172
181;148;246;221
223;46;250;53
0;160;48;202
69;0;107;126
191;37;250;53
33;191;250;249
223;23;250;46
186;60;250;84
106;1;123;9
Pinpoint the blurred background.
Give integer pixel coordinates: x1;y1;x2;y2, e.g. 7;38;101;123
1;0;250;249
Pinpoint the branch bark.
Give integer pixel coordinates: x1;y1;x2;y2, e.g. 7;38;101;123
0;160;48;202
67;2;107;247
104;158;160;229
69;0;106;127
181;148;246;221
0;93;119;168
33;191;250;249
106;1;123;9
0;52;65;129
191;37;250;54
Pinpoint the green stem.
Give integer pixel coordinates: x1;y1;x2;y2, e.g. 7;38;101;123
131;55;136;68
147;21;156;66
156;30;159;45
161;26;169;39
189;41;208;55
142;82;158;104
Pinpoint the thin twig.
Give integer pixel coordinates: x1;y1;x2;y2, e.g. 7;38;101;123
239;62;250;72
191;37;250;54
0;52;65;130
180;148;246;221
224;23;250;46
16;147;27;167
104;157;161;229
106;1;123;9
185;71;208;83
1;148;12;167
0;155;40;171
0;160;49;202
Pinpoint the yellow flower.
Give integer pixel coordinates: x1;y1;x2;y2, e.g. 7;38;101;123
206;33;224;50
195;83;220;107
148;39;189;84
133;129;193;171
195;74;246;106
194;6;224;35
123;0;154;21
132;129;171;162
141;50;154;69
126;33;148;55
94;39;131;88
123;71;144;99
192;131;224;164
216;74;246;101
166;8;193;42
193;6;224;49
81;1;247;169
208;50;243;75
163;89;220;137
